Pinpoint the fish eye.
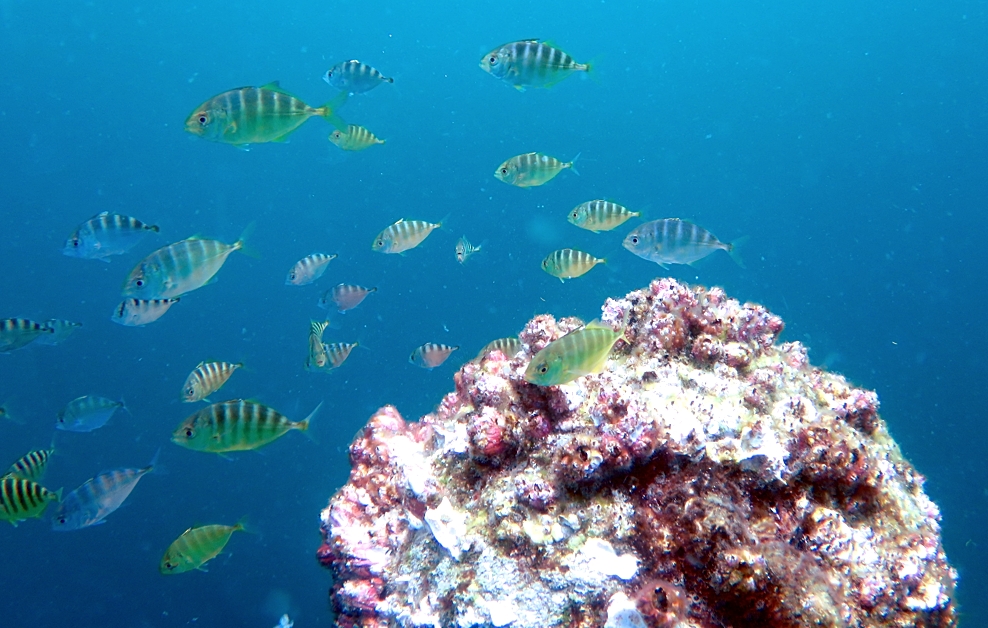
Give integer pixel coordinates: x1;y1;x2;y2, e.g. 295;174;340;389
570;211;579;219
71;238;80;247
630;237;639;244
538;364;549;374
198;114;208;126
289;272;296;280
58;517;66;524
185;387;194;396
184;428;194;438
489;56;497;65
135;279;144;288
376;239;384;247
500;168;508;175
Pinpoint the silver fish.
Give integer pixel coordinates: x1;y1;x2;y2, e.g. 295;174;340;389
371;219;441;254
51;450;158;531
319;284;377;313
409;343;459;369
286;253;337;286
35;319;83;345
622;219;744;268
480;40;590;91
323;60;394;94
111;298;180;326
455;237;482;264
63;211;159;262
0;318;53;353
56;395;126;433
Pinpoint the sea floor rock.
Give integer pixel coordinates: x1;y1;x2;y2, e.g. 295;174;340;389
317;278;957;627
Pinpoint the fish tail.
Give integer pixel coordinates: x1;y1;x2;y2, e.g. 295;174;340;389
727;235;750;269
296;401;323;443
319;91;350;132
119;397;131;416
146;447;164;474
53;488;63;502
234;222;261;258
568;152;581;176
148;224;161;233
234;515;251;534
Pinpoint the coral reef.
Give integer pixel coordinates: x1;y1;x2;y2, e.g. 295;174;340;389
317;278;957;627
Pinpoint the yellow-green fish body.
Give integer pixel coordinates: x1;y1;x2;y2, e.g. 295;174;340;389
171;400;319;453
0;476;61;526
329;125;385;151
160;521;245;574
480;40;590;91
0;318;53;353
569;200;640;232
122;235;245;299
495;152;578;187
306;320;330;370
5;447;54;482
476;337;523;360
372;219;441;254
182;361;243;402
525;321;623;386
541;248;606;281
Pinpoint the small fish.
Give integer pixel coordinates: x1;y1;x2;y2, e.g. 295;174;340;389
182;361;243;403
286;253;337;286
122;229;249;299
322;342;358;369
5;447;55;482
622;219;744;268
476;337;523;360
0;403;16;424
56;395;126;433
185;82;347;146
372;219;442;254
410;343;459;369
455;237;482;264
0;318;54;353
494;152;579;187
525;321;623;386
171;400;320;454
51;450;158;531
34;319;83;345
0;476;61;527
319;284;377;313
305;320;330;371
541;248;606;281
160;520;246;574
323;60;394;94
275;615;294;628
568;200;640;233
63;211;160;261
480;40;590;91
111;297;180;326
329;125;386;151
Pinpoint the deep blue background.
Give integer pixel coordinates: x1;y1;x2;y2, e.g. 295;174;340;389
1;1;985;625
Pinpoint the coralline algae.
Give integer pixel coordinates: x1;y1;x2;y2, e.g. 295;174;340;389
318;278;957;627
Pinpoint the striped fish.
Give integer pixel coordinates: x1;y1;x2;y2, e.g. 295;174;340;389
494;152;579;187
541;249;606;282
160;520;246;574
455;236;482;264
63;211;159;261
322;342;358;369
57;395;127;433
0;476;61;527
182;361;243;403
568;200;640;233
409;343;459;369
329;124;386;151
51;450;158;531
622;218;744;268
306;320;330;371
480;40;590;91
35;319;83;345
476;337;523;361
525;321;623;386
0;318;53;353
323;60;394;94
286;253;337;286
185;82;347;146
111;297;180;326
319;284;377;313
5;447;55;482
171;400;320;453
372;219;442;254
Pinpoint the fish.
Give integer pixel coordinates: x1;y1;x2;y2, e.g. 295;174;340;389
4;446;55;482
51;450;158;531
182;361;243;403
525;321;623;386
622;218;744;268
329;124;386;151
0;476;61;527
0;318;54;353
171;400;320;454
568;200;640;233
275;615;294;628
494;152;579;187
122;229;250;299
0;403;16;424
322;342;358;369
111;297;180;326
480;40;590;91
305;320;330;371
34;319;83;345
62;211;159;261
160;520;246;574
455;237;482;264
323;60;394;94
185;82;347;146
476;337;523;360
56;395;127;433
541;249;606;281
319;284;377;313
409;343;459;369
286;253;337;286
372;219;442;254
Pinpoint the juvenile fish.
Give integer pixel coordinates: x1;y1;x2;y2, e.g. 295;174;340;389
322;342;358;370
495;152;578;187
35;319;83;345
568;200;640;233
372;219;441;254
541;249;606;281
111;297;180;326
5;447;55;482
286;253;337;286
0;318;54;353
410;343;459;369
171;400;320;454
323;60;394;94
525;321;623;386
56;395;126;433
182;361;243;402
51;450;158;531
480;40;590;91
160;520;246;574
63;211;159;261
122;230;249;299
476;337;523;360
455;237;482;264
329;125;385;151
306;320;330;371
0;476;61;526
622;218;744;268
319;284;377;313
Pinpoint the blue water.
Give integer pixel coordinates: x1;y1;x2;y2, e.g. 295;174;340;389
1;1;985;625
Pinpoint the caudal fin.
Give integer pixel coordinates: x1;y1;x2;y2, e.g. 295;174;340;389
727;235;750;269
568;152;581;176
319;92;349;132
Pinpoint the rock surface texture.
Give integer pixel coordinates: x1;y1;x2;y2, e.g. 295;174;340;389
317;278;957;627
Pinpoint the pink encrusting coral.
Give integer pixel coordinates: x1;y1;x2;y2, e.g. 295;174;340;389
318;278;957;627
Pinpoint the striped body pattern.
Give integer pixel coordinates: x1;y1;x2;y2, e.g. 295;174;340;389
476;337;523;360
5;448;54;482
0;476;60;526
494;152;576;187
541;248;606;281
410;343;459;369
480;40;590;91
320;284;377;312
160;521;245;574
622;218;734;267
306;320;331;370
455;236;482;264
286;253;337;286
568;200;640;233
182;361;243;402
36;319;83;345
51;457;155;530
57;395;126;433
172;400;317;453
112;297;180;326
122;236;244;299
0;318;53;352
63;211;159;261
372;219;441;254
525;322;623;386
329;125;385;151
322;342;358;369
323;60;394;94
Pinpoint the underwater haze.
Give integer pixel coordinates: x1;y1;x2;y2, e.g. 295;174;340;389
1;0;986;625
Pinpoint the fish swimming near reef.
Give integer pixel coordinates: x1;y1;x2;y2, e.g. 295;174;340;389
480;40;590;91
56;395;127;433
34;319;82;345
319;284;377;313
372;219;442;254
455;236;482;264
568;200;640;233
51;450;158;531
0;476;61;526
0;318;53;353
321;342;358;370
329;124;385;151
111;297;180;326
622;218;745;268
323;60;394;94
525;321;623;386
541;248;606;282
410;343;459;369
476;337;523;361
181;361;243;403
171;400;321;454
494;152;579;187
185;82;347;146
4;446;55;482
160;519;246;574
63;211;159;262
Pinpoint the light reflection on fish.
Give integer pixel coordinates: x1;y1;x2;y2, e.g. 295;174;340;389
51;450;158;531
63;211;159;262
622;218;744;268
56;395;127;433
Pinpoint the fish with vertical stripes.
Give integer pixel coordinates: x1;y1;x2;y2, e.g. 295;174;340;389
494;152;579;187
525;321;623;386
286;253;337;286
51;450;158;531
622;218;744;268
455;236;482;264
409;343;459;369
329;124;386;151
568;200;640;233
321;342;358;370
480;40;591;91
306;320;331;371
476;337;523;361
4;446;55;482
323;60;394;94
160;519;246;574
541;248;606;281
171;400;321;453
0;476;61;526
63;211;160;261
35;319;83;345
0;318;53;352
182;361;243;403
372;219;442;254
111;297;180;326
319;284;377;313
56;395;127;433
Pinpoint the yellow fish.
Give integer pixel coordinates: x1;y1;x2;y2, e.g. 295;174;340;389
480;40;591;91
541;248;606;281
329;125;385;151
372;219;441;254
0;476;61;526
160;520;246;574
494;152;579;187
4;447;55;482
525;321;623;386
182;361;243;403
568;200;640;233
171;400;320;453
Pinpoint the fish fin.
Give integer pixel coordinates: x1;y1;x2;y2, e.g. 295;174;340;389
270;133;292;143
318;91;350;132
97;257;112;264
234;144;251;152
513;85;527;92
234;222;260;259
567;152;581;176
727;236;749;269
147;224;161;233
53;488;63;502
295;401;323;443
146;447;162;474
233;514;253;534
119;398;130;416
201;397;211;403
197;565;209;573
8;519;18;527
260;80;289;94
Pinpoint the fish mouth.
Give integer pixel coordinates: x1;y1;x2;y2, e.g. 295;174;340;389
183;118;205;135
